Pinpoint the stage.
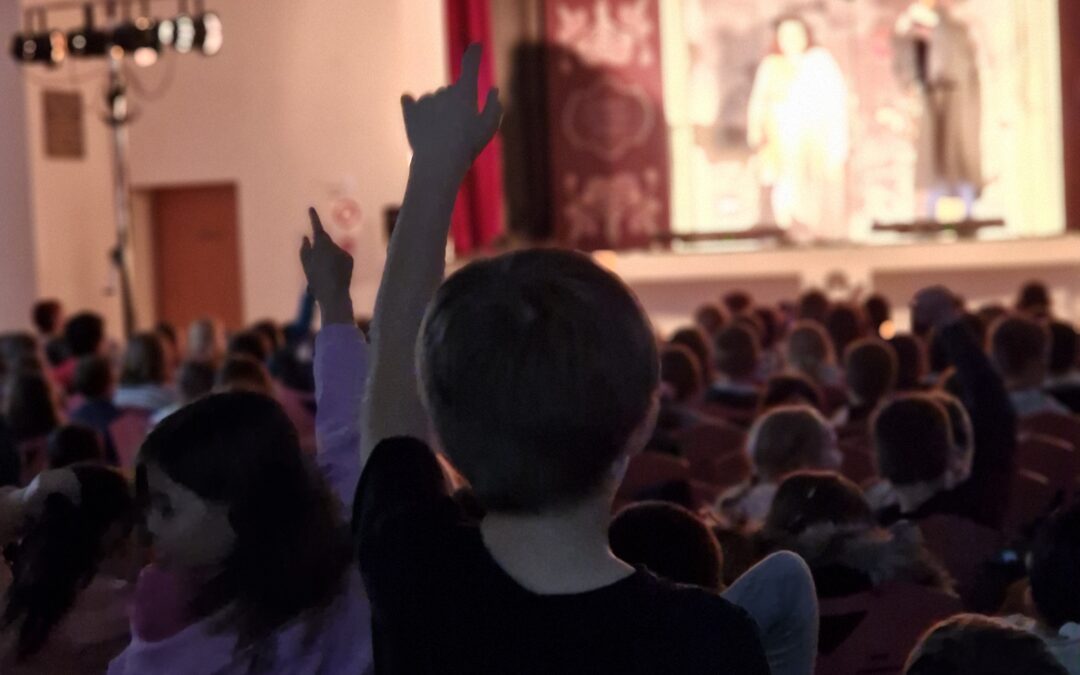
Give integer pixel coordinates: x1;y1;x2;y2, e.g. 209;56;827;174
599;235;1080;333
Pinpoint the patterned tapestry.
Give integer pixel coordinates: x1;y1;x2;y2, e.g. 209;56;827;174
545;0;671;251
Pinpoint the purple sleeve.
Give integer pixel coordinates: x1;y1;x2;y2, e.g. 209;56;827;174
315;323;369;509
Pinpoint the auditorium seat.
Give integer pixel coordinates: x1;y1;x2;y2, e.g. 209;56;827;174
816;582;962;675
1019;411;1080;452
673;422;751;489
617;452;691;502
919;514;1006;609
1004;468;1060;536
1017;432;1078;501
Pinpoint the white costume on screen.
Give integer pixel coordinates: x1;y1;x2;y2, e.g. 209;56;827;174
748;47;849;239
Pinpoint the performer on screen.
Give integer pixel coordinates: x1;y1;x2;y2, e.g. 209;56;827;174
894;0;983;219
747;14;849;241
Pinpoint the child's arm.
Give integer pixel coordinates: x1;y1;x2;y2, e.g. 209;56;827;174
302;208;368;507
361;43;502;464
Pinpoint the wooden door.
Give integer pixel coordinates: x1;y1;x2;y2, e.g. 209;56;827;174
151;185;243;332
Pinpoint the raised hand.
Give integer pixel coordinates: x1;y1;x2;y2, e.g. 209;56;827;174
401;43;503;175
301;207;355;326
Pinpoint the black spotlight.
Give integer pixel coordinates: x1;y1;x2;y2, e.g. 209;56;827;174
68;5;109;57
17;31;66;66
113;16;162;66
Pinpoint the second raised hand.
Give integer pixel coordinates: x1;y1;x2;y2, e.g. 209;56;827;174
301;207;355;326
400;43;503;175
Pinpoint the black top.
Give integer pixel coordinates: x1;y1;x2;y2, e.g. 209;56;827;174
354;437;770;675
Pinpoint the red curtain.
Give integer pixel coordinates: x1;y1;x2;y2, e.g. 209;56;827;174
445;0;505;255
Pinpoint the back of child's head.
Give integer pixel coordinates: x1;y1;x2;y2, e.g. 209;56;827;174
826;303;865;359
63;313;105;358
714;323;760;381
722;290;753;316
120;333;168;387
991;315;1049;382
139;392;351;648
215;356;273;395
249;320;283;354
694;303;726;337
176;359;216;403
797;289;830;324
186;318;222;363
3;465;133;661
1029;503;1080;630
747;405;838;481
47;424;104;468
31;300;62;336
73;355;114;400
786;320;834;378
863;294;892;334
660;344;703;403
226;330;270;364
1016;280;1052;319
753;306;781;351
419;248;659;514
669;326;712;382
873;395;952;486
4;372;59;442
609;501;723;590
890;333;927;391
760;373;823;412
764;471;873;537
0;333;39;371
927;391;974;484
844;338;898;406
904;614;1067;675
1047;321;1078;377
268;348;315;393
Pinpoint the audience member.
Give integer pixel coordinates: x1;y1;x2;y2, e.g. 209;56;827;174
250;320;283;354
4;373;61;484
154;322;181;373
354;50;769;673
214;356;273;395
723;290;754;317
31;300;68;368
669;326;713;385
150;359;216;426
114;333;177;416
835;338;897;427
0;466;135;673
610;501;723;590
760;374;823;412
1045;320;1080;412
226;330;270;364
694;303;726;338
797;289;830;325
185;318;223;364
864;294;892;337
905;614;1067;675
1016;281;1053;320
785;321;840;387
708;324;763;413
46;424;104;468
69;356;121;465
890;333;928;391
825;303;865;362
718;405;839;529
63;313;106;360
991;315;1068;416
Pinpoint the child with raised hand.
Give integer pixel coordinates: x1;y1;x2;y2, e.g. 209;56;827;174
107;210;372;674
355;44;768;674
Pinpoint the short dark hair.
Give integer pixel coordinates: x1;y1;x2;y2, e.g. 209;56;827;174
873;395;952;486
905;614;1067;675
753;306;781;351
761;373;823;412
73;356;114;399
177;359;216;402
609;501;723;590
991;315;1049;380
227;330;270;363
864;294;892;333
215;356;272;395
661;344;703;403
890;334;927;391
63;313;105;358
47;424;104;468
250;320;283;353
693;303;726;337
1016;280;1052;318
1030;503;1080;630
669;327;712;381
797;289;830;325
764;471;873;537
4;373;60;442
714;324;759;380
1048;321;1078;376
722;290;753;316
120;333;168;386
139;392;351;652
845;339;898;406
155;321;178;350
31;300;62;336
827;304;866;361
420;249;659;513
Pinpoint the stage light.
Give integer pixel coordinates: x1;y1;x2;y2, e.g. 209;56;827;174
16;31;67;66
173;14;195;53
68;5;109;57
195;12;223;56
113;16;163;67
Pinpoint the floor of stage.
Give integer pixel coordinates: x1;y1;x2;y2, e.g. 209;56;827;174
599;234;1080;333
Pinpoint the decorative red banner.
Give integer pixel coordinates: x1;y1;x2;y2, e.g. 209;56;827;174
545;0;671;251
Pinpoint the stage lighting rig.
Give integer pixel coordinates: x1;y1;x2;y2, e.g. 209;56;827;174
68;4;109;57
10;10;67;67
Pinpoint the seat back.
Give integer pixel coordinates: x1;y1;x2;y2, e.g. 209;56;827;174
674;422;751;490
617;452;691;501
1020;411;1080;451
109;408;153;469
1004;468;1059;536
1017;432;1078;500
919;514;1005;609
816;582;962;675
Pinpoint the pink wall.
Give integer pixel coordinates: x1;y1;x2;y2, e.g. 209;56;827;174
19;0;447;334
0;2;38;331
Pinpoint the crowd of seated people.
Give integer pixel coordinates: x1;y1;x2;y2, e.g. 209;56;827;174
0;44;1075;675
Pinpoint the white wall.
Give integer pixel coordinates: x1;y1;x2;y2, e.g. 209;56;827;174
0;2;38;331
19;0;447;334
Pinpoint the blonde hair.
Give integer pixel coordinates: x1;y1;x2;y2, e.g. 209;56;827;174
747;405;837;482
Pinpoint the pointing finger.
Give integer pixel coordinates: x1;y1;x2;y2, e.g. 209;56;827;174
458;43;483;104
